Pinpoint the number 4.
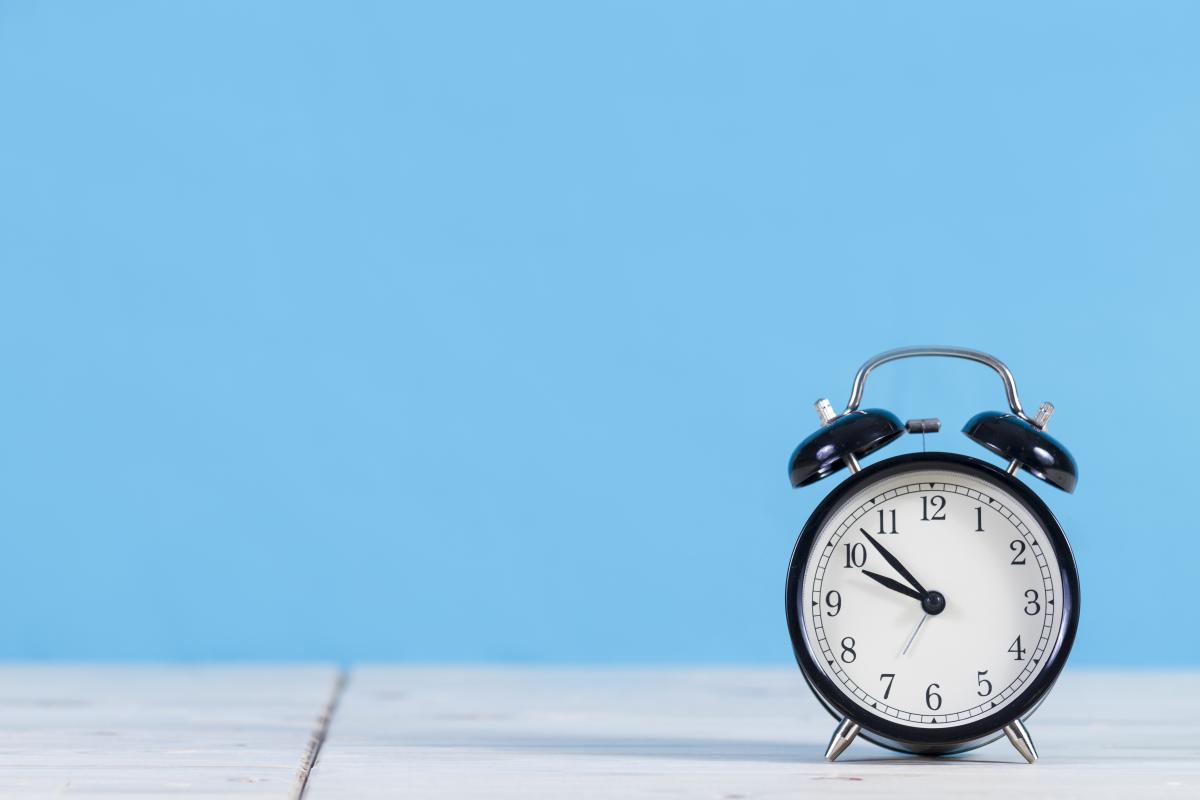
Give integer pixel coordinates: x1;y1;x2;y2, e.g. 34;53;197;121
1009;635;1026;661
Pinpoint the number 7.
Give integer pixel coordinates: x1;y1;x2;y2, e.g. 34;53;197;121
879;673;895;699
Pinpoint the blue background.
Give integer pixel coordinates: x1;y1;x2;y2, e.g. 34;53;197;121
1;2;1196;664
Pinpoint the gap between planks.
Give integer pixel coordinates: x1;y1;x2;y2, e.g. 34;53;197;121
293;669;349;800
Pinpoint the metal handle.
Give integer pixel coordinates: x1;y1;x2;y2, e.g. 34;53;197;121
840;346;1049;427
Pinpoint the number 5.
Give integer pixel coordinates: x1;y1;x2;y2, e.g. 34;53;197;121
977;670;992;697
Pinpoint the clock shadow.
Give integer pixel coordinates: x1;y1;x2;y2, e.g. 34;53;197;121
413;731;828;763
401;727;1023;766
839;753;1020;766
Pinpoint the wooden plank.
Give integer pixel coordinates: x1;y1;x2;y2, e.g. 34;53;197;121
305;667;1200;798
0;665;340;799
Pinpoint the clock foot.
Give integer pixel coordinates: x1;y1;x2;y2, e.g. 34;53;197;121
1003;719;1038;764
824;718;860;762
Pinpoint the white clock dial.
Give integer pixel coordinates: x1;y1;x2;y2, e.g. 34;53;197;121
799;467;1064;728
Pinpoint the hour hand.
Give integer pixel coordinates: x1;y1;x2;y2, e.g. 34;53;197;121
860;528;927;595
862;569;924;601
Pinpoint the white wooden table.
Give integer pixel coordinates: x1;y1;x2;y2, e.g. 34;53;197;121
0;666;340;799
2;667;1196;798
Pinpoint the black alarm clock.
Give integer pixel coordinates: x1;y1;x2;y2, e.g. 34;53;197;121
785;347;1079;763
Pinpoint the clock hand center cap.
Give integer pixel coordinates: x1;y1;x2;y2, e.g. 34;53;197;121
921;590;946;615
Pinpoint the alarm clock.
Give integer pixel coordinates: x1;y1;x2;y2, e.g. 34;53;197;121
785;347;1079;764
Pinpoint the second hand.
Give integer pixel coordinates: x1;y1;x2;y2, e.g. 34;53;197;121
900;614;928;657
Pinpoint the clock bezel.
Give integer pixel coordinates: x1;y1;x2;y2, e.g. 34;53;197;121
785;451;1080;750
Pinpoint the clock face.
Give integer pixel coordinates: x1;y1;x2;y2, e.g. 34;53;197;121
790;455;1075;737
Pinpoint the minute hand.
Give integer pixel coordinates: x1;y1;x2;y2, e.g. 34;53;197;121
859;528;927;595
